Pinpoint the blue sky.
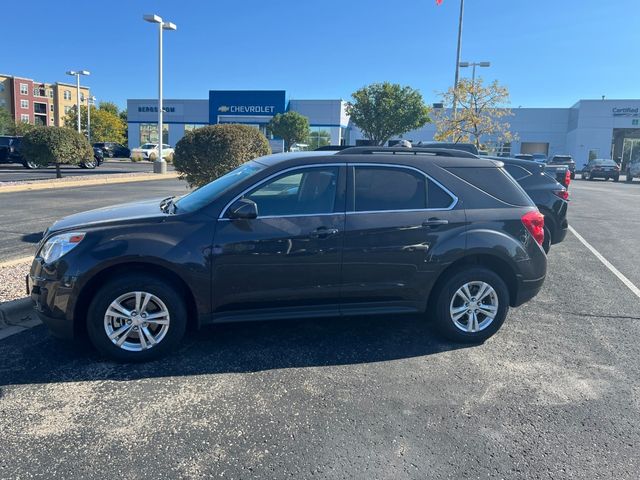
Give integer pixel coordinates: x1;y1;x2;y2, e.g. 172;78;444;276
4;0;639;110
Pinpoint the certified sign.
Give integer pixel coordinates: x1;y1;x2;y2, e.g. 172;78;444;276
612;107;639;117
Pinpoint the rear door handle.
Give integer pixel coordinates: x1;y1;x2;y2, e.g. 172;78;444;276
422;218;449;228
310;227;339;239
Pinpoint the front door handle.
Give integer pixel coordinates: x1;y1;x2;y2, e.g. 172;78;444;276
422;218;449;228
310;227;339;239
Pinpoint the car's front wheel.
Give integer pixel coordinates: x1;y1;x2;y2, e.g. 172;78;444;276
86;274;187;362
433;267;509;343
626;171;633;182
582;172;589;180
23;160;40;169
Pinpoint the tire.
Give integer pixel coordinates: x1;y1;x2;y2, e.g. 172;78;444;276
542;225;552;253
86;274;187;362
81;160;97;169
23;160;40;169
432;267;510;344
582;172;589;180
107;150;114;158
626;171;633;183
614;176;620;182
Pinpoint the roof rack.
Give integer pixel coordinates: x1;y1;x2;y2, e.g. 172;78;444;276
335;147;478;158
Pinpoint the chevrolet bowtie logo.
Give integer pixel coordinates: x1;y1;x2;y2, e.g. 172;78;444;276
218;105;230;112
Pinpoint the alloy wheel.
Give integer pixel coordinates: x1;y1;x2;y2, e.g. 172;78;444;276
103;291;171;352
449;281;499;333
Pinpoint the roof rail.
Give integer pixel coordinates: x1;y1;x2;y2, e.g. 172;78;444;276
335;147;478;158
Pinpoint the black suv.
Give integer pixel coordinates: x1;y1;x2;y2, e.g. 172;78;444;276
485;156;569;252
0;135;34;168
548;155;576;179
93;142;131;158
29;148;547;361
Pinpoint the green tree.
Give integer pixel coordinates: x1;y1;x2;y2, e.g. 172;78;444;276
63;105;126;144
0;106;14;135
21;126;93;178
267;111;310;151
433;78;516;149
173;124;271;188
346;82;431;146
98;101;120;116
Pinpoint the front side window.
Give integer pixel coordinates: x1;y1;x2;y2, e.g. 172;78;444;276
504;164;532;181
244;167;339;217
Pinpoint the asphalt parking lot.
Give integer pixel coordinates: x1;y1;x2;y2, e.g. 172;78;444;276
1;179;639;479
0;160;174;183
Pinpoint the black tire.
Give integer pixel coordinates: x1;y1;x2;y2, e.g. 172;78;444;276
542;225;552;253
432;267;510;344
570;172;575;180
582;172;589;180
626;171;633;183
86;274;187;362
81;160;97;169
23;160;40;169
614;176;619;182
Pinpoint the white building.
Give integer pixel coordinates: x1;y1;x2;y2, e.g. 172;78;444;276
128;92;640;168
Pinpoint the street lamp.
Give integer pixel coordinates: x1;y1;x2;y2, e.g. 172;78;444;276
459;61;491;85
452;0;465;120
143;14;177;174
66;70;90;133
87;95;96;143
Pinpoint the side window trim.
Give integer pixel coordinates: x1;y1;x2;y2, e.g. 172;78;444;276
219;163;347;220
346;163;458;213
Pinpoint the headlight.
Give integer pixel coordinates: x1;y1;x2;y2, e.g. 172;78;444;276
39;232;86;263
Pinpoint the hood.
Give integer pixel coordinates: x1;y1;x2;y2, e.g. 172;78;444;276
49;197;168;233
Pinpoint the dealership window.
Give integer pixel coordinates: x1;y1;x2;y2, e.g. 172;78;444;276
20;83;28;95
20;114;29;123
139;123;169;145
20;99;29;109
184;124;205;132
306;126;332;150
63;90;71;100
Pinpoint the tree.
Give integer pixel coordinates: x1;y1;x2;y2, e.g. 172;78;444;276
173;124;271;188
433;78;516;149
346;82;431;146
267;111;310;151
63;105;126;144
21;126;93;178
0;107;14;135
98;101;119;116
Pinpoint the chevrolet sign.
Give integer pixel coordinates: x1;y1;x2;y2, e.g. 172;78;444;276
218;105;276;114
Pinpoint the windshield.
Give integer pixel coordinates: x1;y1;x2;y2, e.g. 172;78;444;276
593;159;617;166
140;143;156;149
174;161;265;213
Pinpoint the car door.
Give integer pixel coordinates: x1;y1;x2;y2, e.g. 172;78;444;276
212;164;346;316
340;163;466;312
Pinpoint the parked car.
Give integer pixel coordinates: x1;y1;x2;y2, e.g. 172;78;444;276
531;153;548;164
548;155;576;179
29;147;546;361
93;142;130;158
0;135;38;169
625;157;640;183
542;164;571;188
82;147;105;169
484;156;569;252
130;143;174;160
581;158;620;181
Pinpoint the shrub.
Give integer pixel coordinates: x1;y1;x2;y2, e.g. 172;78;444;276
174;124;271;188
130;152;145;162
21;126;93;178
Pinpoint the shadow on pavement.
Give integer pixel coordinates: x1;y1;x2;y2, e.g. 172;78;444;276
21;232;44;244
0;314;471;388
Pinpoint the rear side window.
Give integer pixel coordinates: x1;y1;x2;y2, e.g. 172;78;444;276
447;167;533;206
504;164;532;181
353;166;454;211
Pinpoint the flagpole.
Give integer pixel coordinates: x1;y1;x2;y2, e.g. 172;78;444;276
452;0;465;120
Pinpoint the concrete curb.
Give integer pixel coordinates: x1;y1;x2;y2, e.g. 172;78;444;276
0;297;41;340
0;172;180;194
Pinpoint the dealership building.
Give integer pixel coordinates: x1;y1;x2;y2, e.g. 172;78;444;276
127;91;640;168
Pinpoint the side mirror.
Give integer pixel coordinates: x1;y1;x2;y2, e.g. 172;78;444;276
228;198;258;220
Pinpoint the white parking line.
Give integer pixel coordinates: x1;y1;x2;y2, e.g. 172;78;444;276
569;225;640;299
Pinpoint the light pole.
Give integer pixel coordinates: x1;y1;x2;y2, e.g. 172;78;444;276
143;14;177;174
459;61;491;87
87;95;96;143
452;0;465;120
66;70;90;133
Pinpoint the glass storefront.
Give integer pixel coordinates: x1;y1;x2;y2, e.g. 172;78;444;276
306;126;331;150
139;123;169;145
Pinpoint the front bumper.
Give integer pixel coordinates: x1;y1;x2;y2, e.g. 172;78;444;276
589;170;619;178
28;259;78;340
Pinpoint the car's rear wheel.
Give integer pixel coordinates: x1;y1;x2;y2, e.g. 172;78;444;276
542;225;552;253
582;172;589;180
626;171;633;182
86;274;187;362
433;267;509;343
81;159;97;169
23;160;40;169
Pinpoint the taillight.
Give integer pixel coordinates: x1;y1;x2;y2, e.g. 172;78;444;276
521;210;545;246
564;169;571;187
553;189;569;201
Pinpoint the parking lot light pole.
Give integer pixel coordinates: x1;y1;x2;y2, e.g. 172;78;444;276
459;61;491;87
66;70;90;133
452;0;465;120
87;96;96;143
143;14;177;174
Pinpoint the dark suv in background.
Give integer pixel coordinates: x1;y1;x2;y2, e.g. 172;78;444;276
93;142;131;158
29;148;547;361
548;155;576;179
